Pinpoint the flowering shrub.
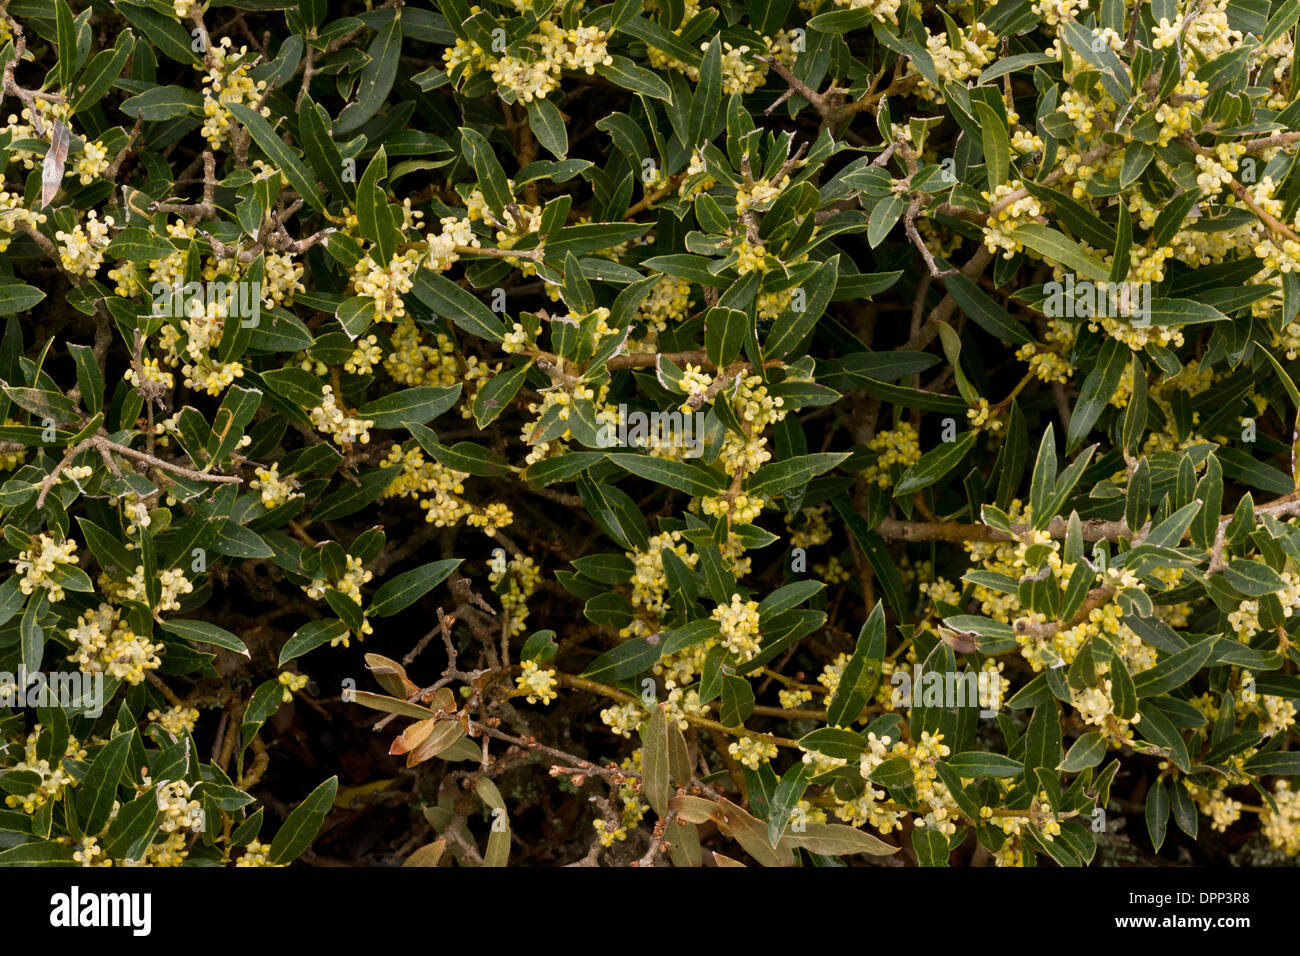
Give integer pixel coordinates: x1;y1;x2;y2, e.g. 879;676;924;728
0;0;1298;868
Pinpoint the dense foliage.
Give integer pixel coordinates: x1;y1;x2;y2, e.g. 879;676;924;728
0;0;1299;867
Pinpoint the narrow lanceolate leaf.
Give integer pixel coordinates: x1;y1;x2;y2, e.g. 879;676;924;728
974;100;1010;189
1132;641;1215;698
1067;338;1126;451
278;619;350;665
76;731;136;836
358;385;461;428
226;103;327;214
868;194;905;248
269;776;338;864
894;431;976;496
608;453;727;496
336;15;402;134
1146;777;1170;853
746;452;850;498
368;559;462;617
410;271;506;343
641;704;673;817
160;618;249;657
767;761;812;848
1012;224;1110;281
826;601;886;728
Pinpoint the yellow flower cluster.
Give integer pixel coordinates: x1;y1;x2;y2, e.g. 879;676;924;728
200;39;271;151
309;385;374;446
863;421;922;486
147;706;200;737
625;531;698;635
981;183;1043;258
728;736;778;769
251;463;303;510
711;593;762;662
345;335;384;375
235;840;279;866
1261;781;1300;855
967;397;1002;432
426;215;479;272
155;779;205;834
55;210;113;276
352;248;424;322
0;184;47;253
446;16;612;103
3;726;85;814
490;554;540;637
515;659;558;704
15;533;80;603
67;603;163;684
278;670;310;702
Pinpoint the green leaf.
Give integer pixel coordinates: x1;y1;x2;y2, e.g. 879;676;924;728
359;385;461;429
1012;224;1110;281
76;731;135;837
56;0;78;93
278;620;350;666
1024;703;1063;773
0;280;46;316
974;100;1009;189
608;453;726;496
595;56;671;100
746;452;849;498
767;761;812;847
911;827;950;866
525;97;568;158
104;791;161;861
472;363;530;427
704;306;749;367
1243;751;1300;776
1133;641;1215;697
458;126;513;221
368;559;462;617
1222;559;1287;597
160;618;249;657
120;85;203;120
336;15;402;134
226;103;327;215
895;431;976;496
867;194;905;248
1060;732;1107;771
940;271;1033;344
581;636;660;683
269;775;338;865
826;601;886;728
0;842;76;866
1145;777;1170;852
720;673;755;725
69;32;134;115
411;271;506;343
1067;338;1126;451
944;752;1023;778
764;255;840;359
